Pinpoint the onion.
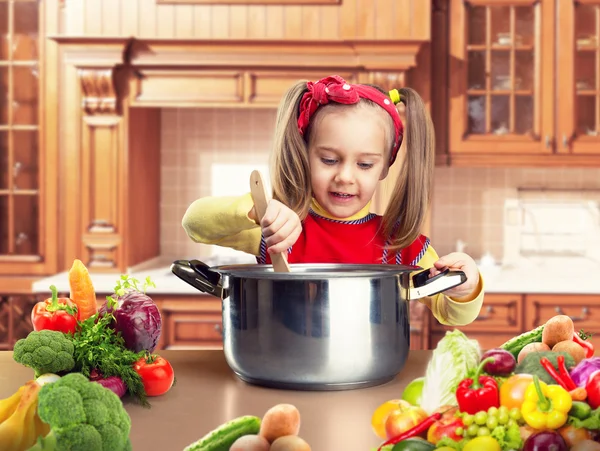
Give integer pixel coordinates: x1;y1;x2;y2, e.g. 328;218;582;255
36;373;61;386
89;369;127;398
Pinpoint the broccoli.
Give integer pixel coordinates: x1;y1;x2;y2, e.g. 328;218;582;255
13;330;75;378
26;372;132;451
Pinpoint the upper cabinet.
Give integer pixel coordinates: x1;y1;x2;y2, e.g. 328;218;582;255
61;0;430;41
557;0;600;155
445;0;600;166
0;0;55;276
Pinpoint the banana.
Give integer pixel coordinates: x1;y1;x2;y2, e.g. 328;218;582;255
0;380;41;451
0;385;25;423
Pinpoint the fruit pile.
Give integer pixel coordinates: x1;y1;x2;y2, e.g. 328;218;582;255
371;314;600;451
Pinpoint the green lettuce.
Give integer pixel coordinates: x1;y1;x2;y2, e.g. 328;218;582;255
419;329;481;414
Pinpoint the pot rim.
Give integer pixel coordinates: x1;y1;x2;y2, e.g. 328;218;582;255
209;263;423;279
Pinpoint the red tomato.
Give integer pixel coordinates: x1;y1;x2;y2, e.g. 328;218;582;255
133;354;175;397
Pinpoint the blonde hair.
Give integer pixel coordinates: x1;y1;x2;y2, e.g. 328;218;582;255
269;80;435;251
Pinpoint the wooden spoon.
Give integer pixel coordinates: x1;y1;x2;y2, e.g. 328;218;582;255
249;170;292;273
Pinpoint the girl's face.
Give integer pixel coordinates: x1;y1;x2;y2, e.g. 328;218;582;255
308;106;390;218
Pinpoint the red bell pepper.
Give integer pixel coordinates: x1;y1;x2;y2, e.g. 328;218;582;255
573;330;594;358
31;285;79;335
456;357;500;414
586;370;600;409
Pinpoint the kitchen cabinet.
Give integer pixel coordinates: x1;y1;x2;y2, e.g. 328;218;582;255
0;0;56;276
442;0;600;166
430;293;600;353
430;293;524;351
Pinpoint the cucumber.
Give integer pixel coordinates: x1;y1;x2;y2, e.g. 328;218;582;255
183;415;261;451
392;438;436;451
500;325;544;359
569;401;592;420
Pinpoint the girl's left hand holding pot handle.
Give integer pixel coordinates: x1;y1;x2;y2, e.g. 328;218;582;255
430;252;480;300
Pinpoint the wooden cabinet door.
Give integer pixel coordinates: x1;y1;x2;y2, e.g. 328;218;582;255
0;0;56;276
557;1;600;154
449;0;555;155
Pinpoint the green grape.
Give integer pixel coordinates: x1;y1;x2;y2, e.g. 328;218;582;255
486;416;498;430
487;406;499;416
507;419;517;428
509;408;522;421
455;427;464;436
467;424;479;437
462;415;474;426
498;405;509;416
477;427;491;436
463;414;475;426
497;411;509;425
474;411;488;425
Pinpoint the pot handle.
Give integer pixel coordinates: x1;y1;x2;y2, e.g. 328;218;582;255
170;259;224;298
409;267;467;299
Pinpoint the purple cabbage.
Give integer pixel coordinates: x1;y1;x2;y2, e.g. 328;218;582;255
99;290;162;353
569;357;600;387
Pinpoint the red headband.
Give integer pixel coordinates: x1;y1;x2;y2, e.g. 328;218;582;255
297;75;404;166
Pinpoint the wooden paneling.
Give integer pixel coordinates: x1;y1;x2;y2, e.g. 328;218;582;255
62;0;431;41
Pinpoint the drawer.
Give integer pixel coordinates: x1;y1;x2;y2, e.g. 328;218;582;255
163;311;223;350
525;294;600;332
430;332;516;352
431;293;524;333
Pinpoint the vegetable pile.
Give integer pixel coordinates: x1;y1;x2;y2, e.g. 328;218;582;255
0;258;176;451
371;315;600;451
183;403;312;451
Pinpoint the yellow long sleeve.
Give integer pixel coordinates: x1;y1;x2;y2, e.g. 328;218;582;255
414;245;484;326
181;193;262;256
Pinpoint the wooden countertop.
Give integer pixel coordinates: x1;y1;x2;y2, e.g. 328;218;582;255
0;349;432;450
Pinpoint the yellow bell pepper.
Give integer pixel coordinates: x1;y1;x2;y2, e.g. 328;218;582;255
521;375;572;430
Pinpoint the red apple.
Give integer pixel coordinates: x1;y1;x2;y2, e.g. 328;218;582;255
427;409;463;445
384;406;428;440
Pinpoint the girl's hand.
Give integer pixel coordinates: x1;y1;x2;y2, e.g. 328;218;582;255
249;200;302;254
430;252;480;300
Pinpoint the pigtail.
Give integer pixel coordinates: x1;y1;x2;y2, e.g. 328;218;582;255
382;87;435;250
269;81;313;220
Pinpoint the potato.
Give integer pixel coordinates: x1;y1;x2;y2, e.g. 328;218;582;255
260;404;301;443
230;434;270;451
571;439;600;451
553;340;586;364
270;435;311;451
517;342;551;363
542;315;574;348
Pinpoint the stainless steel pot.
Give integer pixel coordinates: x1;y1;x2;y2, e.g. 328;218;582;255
171;259;466;391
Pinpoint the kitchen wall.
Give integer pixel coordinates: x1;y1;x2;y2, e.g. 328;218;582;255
431;167;600;261
160;108;276;262
160;108;600;266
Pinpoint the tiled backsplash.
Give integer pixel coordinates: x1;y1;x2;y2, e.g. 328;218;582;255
431;167;600;261
160;108;277;261
160;108;600;264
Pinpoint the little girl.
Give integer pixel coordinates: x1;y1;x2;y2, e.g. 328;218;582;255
181;75;484;327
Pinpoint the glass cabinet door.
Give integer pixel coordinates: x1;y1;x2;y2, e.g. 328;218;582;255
449;0;554;154
0;0;42;264
557;0;600;154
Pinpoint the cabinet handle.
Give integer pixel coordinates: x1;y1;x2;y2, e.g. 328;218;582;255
554;306;589;322
545;135;552;148
214;323;223;337
563;134;569;148
475;305;494;321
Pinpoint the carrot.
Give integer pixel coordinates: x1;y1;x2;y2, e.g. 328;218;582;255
68;259;97;320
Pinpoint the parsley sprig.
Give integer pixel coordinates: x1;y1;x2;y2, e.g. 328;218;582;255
106;275;156;309
71;313;149;408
